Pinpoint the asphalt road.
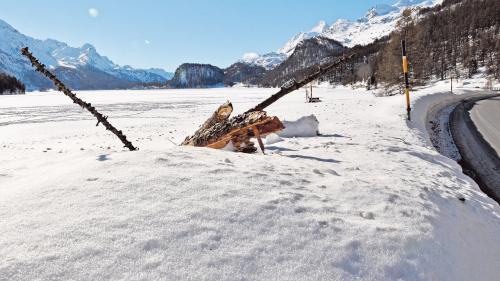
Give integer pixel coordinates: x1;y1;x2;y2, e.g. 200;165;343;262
450;94;500;203
470;96;500;155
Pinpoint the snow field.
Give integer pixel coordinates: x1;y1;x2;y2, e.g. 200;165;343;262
0;86;499;280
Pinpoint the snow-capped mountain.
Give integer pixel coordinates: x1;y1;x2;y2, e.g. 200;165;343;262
0;19;173;90
281;0;442;53
278;20;329;56
240;0;442;71
240;52;287;70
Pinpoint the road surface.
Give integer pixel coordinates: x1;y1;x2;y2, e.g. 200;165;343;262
470;96;500;155
450;94;500;203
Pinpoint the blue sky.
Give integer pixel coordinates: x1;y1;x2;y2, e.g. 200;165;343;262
0;0;396;71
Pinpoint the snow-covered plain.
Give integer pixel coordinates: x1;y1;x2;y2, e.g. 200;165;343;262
0;85;499;280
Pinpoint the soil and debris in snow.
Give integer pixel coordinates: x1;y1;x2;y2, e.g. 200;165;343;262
0;85;499;281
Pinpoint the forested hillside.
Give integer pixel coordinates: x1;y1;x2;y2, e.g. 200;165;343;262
376;0;500;86
259;37;345;87
258;0;500;90
0;72;25;94
223;62;266;86
167;63;224;88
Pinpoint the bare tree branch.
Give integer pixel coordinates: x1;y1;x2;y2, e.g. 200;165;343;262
21;47;137;151
245;54;354;113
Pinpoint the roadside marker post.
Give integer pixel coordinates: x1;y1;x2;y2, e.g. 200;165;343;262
450;75;453;94
401;40;411;121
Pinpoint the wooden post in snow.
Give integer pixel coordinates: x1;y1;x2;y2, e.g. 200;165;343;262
401;40;411;121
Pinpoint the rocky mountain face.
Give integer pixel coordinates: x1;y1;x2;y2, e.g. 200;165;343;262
166;63;267;88
168;63;224;88
259;37;346;87
0;19;173;91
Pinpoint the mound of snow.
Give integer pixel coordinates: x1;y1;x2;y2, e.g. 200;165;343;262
265;133;284;144
278;115;319;138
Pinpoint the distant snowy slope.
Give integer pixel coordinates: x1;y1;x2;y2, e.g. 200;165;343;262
278;21;329;56
0;19;173;90
321;0;441;48
281;0;442;53
240;52;287;70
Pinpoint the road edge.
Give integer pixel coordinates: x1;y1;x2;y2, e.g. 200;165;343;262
449;94;500;204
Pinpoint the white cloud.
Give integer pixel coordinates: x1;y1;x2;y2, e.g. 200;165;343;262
145;40;150;45
88;8;99;18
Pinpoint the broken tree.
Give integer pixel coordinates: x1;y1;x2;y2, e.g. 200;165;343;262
183;101;234;145
21;47;137;151
182;54;353;152
182;109;284;153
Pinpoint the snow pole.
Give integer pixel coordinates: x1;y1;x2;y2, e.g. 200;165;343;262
401;40;411;121
21;47;138;151
450;75;453;94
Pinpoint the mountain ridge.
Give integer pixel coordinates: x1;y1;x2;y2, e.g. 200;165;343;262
241;0;442;70
0;18;173;90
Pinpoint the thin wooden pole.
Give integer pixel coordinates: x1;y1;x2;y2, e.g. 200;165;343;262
252;126;265;154
450;74;453;94
401;40;411;121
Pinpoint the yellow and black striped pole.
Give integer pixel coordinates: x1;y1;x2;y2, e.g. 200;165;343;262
401;40;411;121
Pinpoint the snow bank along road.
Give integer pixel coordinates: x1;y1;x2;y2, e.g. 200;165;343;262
424;90;500;203
1;86;499;280
450;94;500;203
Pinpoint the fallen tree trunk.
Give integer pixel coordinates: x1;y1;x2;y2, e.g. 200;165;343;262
21;47;137;151
182;111;284;152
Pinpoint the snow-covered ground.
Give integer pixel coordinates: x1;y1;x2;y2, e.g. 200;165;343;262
1;84;499;280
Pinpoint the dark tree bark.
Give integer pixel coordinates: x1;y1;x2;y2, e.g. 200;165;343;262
21;47;137;151
182;110;284;152
182;101;233;145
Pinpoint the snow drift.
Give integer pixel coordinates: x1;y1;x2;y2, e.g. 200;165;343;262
0;85;499;281
278;115;320;138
